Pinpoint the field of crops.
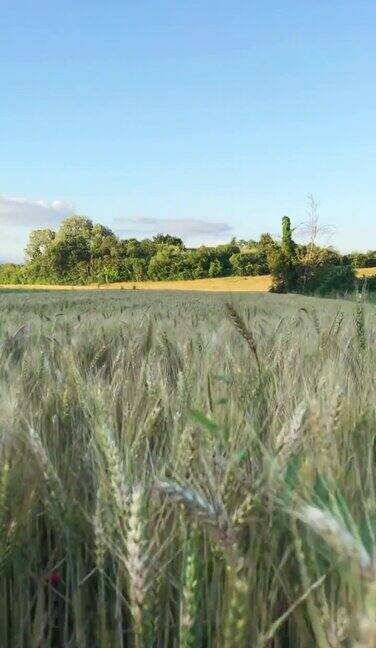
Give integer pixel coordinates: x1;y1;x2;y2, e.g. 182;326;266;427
0;288;375;647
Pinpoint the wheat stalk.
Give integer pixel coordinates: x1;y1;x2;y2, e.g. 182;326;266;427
226;302;261;375
155;479;236;551
223;559;249;648
275;401;307;456
298;505;371;571
179;533;198;648
126;485;150;642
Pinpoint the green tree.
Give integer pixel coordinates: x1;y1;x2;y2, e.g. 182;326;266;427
48;235;91;282
57;215;93;241
269;217;297;292
147;246;193;280
25;229;56;261
281;216;295;261
124;258;148;281
0;264;24;284
153;233;185;248
230;251;268;276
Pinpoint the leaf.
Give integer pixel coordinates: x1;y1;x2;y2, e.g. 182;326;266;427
281;454;301;503
235;449;248;463
312;473;331;507
189;409;220;434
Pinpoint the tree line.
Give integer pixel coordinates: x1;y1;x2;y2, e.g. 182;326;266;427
0;214;374;294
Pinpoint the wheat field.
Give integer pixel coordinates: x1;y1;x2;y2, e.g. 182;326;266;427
0;288;375;647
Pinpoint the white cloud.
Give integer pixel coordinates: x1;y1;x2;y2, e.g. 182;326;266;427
0;195;74;262
0;196;74;227
116;217;232;241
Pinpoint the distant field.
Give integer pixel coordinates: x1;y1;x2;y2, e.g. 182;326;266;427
356;266;376;277
1;274;273;292
1;266;375;293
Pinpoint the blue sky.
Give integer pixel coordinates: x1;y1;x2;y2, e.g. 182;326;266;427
1;0;376;261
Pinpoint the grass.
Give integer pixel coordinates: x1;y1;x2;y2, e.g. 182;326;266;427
0;288;376;646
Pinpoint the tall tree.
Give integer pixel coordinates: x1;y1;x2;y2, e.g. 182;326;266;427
57;215;93;241
153;233;185;248
281;216;295;261
25;229;55;261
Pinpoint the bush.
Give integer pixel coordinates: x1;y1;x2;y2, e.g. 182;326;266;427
268;249;297;292
0;264;25;284
357;275;376;292
208;259;222;278
270;262;356;296
229;251;269;276
303;265;356;296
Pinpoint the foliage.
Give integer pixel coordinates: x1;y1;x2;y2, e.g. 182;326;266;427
302;264;356;295
230;251;269;276
281;215;296;260
358;275;376;293
0;217;270;285
346;250;376;268
0;214;374;296
208;259;222;277
0;264;25;284
147;246;194;280
153;233;185;247
0;289;375;645
271;216;357;295
24;228;56;261
269;247;297;293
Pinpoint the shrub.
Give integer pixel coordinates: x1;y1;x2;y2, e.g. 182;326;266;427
229;252;269;276
0;264;24;284
208;259;222;278
357;275;376;292
306;265;356;295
